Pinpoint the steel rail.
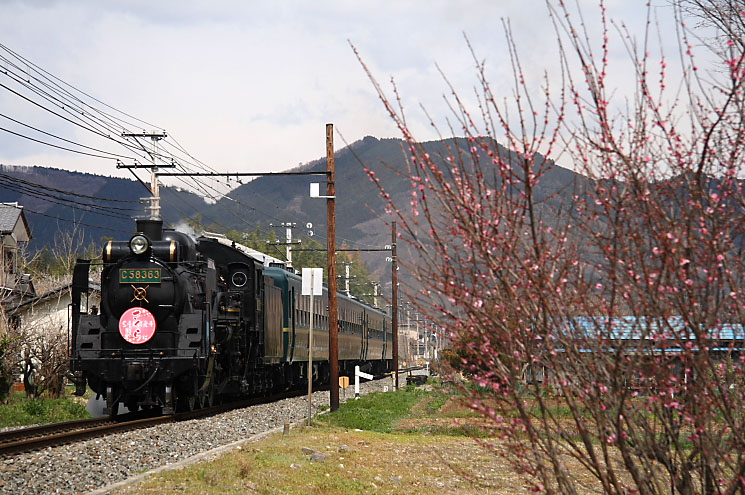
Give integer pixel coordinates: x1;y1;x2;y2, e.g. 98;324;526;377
0;388;313;457
0;417;116;447
0;415;172;457
0;376;393;457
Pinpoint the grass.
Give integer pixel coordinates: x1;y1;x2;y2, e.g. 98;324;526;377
117;426;508;495
320;384;433;432
114;384;515;495
108;382;705;495
0;386;91;427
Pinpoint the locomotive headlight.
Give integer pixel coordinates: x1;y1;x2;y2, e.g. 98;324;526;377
129;234;150;255
231;271;248;288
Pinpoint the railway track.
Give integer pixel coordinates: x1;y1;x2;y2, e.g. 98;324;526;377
0;387;318;457
0;415;173;457
0;373;405;457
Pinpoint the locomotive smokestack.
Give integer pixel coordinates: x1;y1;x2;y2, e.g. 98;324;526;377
136;219;163;241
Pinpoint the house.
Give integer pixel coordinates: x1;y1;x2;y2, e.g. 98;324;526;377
5;281;100;395
6;281;101;338
0;202;34;306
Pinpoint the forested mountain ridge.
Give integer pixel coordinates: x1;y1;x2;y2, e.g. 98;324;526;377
0;164;206;250
0;136;583;290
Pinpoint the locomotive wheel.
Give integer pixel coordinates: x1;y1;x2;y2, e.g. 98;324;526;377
176;375;199;412
104;385;119;418
178;392;196;412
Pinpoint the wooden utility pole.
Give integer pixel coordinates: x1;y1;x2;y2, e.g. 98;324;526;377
392;221;399;389
327;123;339;412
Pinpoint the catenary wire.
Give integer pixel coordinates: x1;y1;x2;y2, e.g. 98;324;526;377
0;172;140;205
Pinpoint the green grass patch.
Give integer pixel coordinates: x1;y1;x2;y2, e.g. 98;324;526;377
0;389;91;427
321;385;436;432
424;392;447;412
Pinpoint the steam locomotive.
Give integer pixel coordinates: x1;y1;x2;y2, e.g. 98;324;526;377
70;219;392;415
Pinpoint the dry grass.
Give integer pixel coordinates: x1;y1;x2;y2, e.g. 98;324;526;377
114;424;528;495
112;387;616;495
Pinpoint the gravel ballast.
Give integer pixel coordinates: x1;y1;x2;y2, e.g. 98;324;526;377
0;378;394;495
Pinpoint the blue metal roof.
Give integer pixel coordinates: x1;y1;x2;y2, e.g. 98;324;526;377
561;316;745;348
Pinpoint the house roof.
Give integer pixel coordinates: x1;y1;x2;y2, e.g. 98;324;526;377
0;203;31;241
7;280;100;316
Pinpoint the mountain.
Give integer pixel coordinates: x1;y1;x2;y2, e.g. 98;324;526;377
0;136;586;290
200;136;586;287
0;164;206;251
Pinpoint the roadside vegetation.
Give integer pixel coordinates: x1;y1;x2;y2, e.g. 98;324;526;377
0;387;91;428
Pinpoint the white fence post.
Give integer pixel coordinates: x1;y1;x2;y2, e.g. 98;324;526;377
354;365;374;400
355;365;360;399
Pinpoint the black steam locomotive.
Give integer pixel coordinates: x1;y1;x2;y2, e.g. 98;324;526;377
70;219;392;415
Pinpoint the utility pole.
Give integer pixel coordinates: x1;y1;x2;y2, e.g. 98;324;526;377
372;281;380;308
358;281;381;308
424;320;429;360
119;131;170;220
392;221;398;390
326;123;339;412
340;261;353;297
268;222;300;267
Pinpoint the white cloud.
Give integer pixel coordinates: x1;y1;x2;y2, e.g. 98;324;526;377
0;0;695;189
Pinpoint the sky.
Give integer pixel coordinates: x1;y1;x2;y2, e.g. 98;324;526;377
0;0;690;195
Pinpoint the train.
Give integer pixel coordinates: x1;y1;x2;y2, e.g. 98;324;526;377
69;219;392;415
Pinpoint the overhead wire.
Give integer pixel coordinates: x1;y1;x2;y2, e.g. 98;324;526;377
0;43;379;258
0;59;158;195
0;179;136;219
0;52;175;188
1;45;240;208
0;46;179;223
0;47;162;143
0;74;147;157
0;172;139;205
23;208;131;233
0;42;162;131
0;112;139;160
0;125;123;160
163;135;372;251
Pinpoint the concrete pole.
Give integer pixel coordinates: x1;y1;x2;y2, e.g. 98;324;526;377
286;225;293;267
355;365;360;399
345;263;351;297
